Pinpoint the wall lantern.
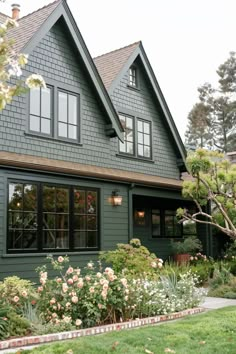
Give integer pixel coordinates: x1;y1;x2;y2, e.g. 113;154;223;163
137;210;145;218
111;190;122;206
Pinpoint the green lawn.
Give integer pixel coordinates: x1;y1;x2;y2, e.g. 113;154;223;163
21;307;236;354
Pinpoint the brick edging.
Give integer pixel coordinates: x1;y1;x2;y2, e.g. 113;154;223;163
0;307;205;350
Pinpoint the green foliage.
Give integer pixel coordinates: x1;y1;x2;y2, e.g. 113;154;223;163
0;276;37;312
180;149;236;241
7;311;30;337
170;236;202;255
0;301;10;340
99;238;163;277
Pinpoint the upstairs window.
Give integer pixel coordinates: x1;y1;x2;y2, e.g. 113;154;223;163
29;86;52;135
58;91;79;141
137;119;151;158
119;114;134;154
129;66;137;87
119;114;152;159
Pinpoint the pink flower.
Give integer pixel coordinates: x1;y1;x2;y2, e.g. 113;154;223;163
103;283;109;290
56;278;62;283
21;290;28;297
63;316;71;323
73;275;78;282
120;278;127;287
66;302;71;308
85;276;91;282
151;261;157;268
62;283;68;293
96;272;102;278
13;296;19;303
71;296;78;304
89;287;95;294
66;267;74;274
50;298;56;305
157;262;163;268
87;262;94;269
58;256;64;263
38;286;43;293
98;303;103;309
101;290;107;300
77;281;84;289
67;278;73;285
124;296;129;301
75;268;81;275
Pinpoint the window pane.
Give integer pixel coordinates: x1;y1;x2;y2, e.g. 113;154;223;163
43;231;55;249
41;118;51;135
56;231;69;248
68;125;77;140
144;134;150;145
152;212;161;237
43;213;55;229
74;215;86;230
119;115;126;128
138;144;143;156
87;191;97;214
22;231;37;249
183;220;197;235
87;215;97;230
68;95;77;124
9;183;23;210
87;231;97;247
137;120;143;132
74;189;85;213
144;122;150;134
127;142;134;154
58;92;67;123
126;117;133;129
144;146;150;158
126;129;133;142
138;132;143;144
119;141;126;153
30;88;40;116
56;188;69;212
30;115;40;132
74;231;86;248
43;186;56;211
56;214;69;229
24;184;37;211
41;87;51;118
58;122;67;138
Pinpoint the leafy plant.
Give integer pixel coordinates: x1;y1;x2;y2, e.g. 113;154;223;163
99;238;163;277
0;301;10;340
171;236;202;255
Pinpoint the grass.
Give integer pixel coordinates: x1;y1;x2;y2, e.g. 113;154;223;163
19;307;236;354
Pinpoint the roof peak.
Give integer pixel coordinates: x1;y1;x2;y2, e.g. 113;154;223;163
93;41;141;60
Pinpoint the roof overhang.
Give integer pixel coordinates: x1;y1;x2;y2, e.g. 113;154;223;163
0;152;183;190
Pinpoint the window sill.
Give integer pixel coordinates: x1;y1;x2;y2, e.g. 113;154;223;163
116;153;154;164
2;251;99;258
25;132;83;146
127;84;140;92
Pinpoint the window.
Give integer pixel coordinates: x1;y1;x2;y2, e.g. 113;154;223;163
29;86;52;135
119;114;152;159
29;86;80;143
137;119;151;158
8;181;99;253
151;209;182;238
119;114;134;154
58;91;78;140
129;66;137;87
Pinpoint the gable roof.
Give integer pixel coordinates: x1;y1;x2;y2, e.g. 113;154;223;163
94;42;186;164
0;12;9;23
94;42;140;90
1;0;123;140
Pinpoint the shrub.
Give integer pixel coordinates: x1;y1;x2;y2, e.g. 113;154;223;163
99;238;163;278
0;276;37;312
171;236;203;255
36;256;130;328
0;301;10;340
7;311;30;337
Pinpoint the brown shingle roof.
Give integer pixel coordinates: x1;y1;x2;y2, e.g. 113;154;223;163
93;42;140;89
6;0;61;53
0;151;182;189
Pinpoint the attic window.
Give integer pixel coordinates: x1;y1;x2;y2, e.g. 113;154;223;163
129;66;137;87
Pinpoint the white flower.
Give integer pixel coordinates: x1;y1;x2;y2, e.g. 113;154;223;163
25;74;46;89
75;319;82;326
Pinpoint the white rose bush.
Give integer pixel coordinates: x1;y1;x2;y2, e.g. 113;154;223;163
0;18;45;111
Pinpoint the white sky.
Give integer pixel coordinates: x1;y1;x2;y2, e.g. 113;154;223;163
1;0;236;139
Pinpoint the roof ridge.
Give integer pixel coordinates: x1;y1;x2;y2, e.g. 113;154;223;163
93;41;141;60
0;11;10;19
18;0;61;22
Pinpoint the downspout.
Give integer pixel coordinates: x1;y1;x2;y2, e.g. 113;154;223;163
128;183;135;242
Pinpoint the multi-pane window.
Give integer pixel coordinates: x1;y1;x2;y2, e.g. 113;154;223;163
119;114;134;154
129;66;137;87
137;119;151;158
151;209;182;238
119;114;152;158
58;91;78;140
29;87;52;135
7;182;99;253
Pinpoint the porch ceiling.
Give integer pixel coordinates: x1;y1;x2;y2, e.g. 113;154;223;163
0;151;182;190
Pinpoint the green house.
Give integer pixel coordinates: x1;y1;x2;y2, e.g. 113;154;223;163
0;0;211;281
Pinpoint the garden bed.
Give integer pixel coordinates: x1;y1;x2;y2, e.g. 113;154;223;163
0;307;204;351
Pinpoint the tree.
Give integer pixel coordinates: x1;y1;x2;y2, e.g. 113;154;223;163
0;17;45;111
185;52;236;152
177;149;236;240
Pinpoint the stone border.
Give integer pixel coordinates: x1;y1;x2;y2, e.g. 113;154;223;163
0;307;204;351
